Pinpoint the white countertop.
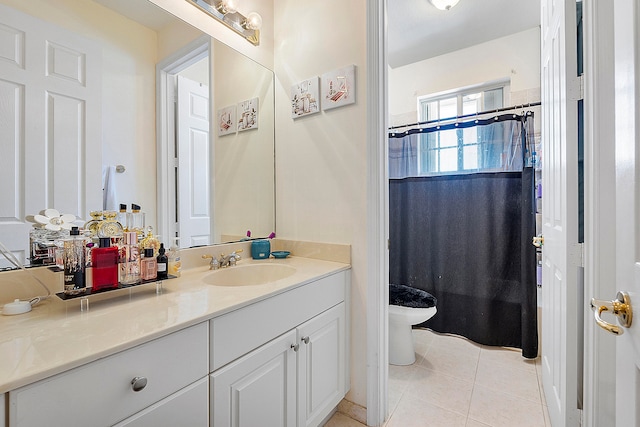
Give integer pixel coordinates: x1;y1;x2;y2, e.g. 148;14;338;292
0;256;350;393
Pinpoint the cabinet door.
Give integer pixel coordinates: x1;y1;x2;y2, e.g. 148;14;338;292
297;303;346;427
114;378;208;427
211;330;297;427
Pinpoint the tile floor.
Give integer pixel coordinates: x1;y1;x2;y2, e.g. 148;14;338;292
325;328;550;427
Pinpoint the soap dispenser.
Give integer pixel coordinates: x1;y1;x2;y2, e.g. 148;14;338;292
167;238;181;277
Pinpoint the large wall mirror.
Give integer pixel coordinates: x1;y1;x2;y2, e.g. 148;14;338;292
0;0;275;268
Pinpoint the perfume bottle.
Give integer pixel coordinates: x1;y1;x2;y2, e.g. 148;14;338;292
128;204;145;238
83;211;103;238
141;248;157;281
117;204;129;231
63;227;86;295
97;210;124;239
92;237;119;292
119;231;141;285
156;243;168;280
140;226;160;256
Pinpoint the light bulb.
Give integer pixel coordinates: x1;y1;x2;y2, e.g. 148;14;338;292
244;12;262;30
217;0;238;14
429;0;460;11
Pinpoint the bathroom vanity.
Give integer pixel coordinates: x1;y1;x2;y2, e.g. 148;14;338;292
0;254;350;427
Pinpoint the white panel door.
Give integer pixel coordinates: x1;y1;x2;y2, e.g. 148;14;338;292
210;329;297;427
540;0;580;426
0;4;101;266
611;0;640;424
177;75;210;247
297;303;346;427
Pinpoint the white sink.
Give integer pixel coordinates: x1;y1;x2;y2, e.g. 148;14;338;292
202;263;296;286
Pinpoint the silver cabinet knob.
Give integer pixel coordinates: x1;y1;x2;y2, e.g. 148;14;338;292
291;343;299;352
131;376;148;392
301;336;310;344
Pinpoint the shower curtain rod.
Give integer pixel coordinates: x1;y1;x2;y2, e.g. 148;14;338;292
388;101;542;131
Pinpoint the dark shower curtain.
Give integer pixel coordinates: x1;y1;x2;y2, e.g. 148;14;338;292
388;114;538;358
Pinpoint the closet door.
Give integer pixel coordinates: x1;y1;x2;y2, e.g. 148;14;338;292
0;4;101;266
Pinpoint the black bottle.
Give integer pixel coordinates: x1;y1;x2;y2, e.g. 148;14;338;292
156;243;168;279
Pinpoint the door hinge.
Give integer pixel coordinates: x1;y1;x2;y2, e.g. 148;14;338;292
568;242;584;267
569;75;584;101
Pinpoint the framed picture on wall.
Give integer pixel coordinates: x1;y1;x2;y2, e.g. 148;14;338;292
237;97;259;131
291;77;320;118
321;64;356;111
217;105;236;136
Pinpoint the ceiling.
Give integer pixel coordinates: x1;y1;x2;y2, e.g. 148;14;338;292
388;0;541;69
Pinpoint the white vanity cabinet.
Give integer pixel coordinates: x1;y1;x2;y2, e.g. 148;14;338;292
210;271;349;427
8;322;209;427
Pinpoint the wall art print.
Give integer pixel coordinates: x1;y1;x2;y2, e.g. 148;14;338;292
321;65;356;111
237;97;259;131
217;105;236;136
291;77;320;118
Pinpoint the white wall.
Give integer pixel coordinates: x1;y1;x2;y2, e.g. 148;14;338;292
273;0;369;407
389;27;541;126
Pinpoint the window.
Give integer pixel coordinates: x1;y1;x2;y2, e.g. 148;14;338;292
417;83;508;174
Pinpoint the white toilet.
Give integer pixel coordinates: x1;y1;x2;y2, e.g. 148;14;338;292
389;304;437;365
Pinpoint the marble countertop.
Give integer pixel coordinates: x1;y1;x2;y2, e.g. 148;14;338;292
0;256;350;393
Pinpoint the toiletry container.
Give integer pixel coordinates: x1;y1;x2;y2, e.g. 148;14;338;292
141;248;157;281
63;227;86;295
128;204;145;238
251;239;271;260
92;237;119;291
156;243;168;280
117;204;129;231
168;238;181;277
119;231;141;285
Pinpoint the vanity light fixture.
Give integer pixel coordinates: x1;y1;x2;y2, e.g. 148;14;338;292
429;0;460;11
186;0;262;46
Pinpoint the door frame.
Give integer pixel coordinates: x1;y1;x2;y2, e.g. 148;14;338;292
582;1;618;426
156;35;211;245
366;0;388;425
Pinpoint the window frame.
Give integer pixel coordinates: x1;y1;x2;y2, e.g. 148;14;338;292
416;80;510;174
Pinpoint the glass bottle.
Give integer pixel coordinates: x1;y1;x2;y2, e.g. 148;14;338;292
119;231;141;285
156;243;168;280
117;204;129;231
97;210;124;239
141;248;157;281
83;211;103;238
92;237;119;292
167;238;181;277
140;226;160;256
63;227;86;295
128;204;145;238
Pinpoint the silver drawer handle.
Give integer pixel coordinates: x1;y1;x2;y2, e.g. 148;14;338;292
291;343;299;352
301;336;310;344
131;376;148;392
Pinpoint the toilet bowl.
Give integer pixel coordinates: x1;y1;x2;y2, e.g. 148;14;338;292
389;304;437;365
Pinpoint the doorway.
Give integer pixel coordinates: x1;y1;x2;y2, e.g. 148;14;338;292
156;36;211;248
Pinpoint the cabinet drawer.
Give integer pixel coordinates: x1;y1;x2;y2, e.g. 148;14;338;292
114;377;209;427
210;271;346;371
9;322;208;427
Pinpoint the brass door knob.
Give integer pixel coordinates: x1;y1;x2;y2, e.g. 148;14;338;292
590;291;633;335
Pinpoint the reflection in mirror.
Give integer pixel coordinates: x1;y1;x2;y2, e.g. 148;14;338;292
0;0;275;268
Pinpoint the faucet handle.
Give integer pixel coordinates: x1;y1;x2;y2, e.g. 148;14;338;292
202;254;220;270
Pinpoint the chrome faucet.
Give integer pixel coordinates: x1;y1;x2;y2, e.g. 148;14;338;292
202;249;243;270
219;249;243;268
